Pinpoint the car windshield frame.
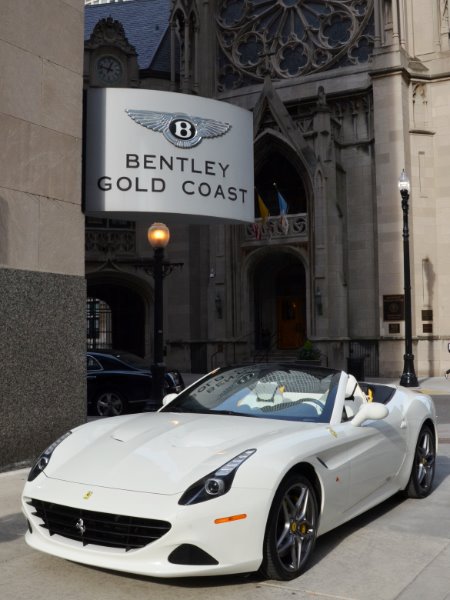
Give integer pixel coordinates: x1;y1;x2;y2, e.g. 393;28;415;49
110;351;149;369
161;364;341;423
89;351;149;371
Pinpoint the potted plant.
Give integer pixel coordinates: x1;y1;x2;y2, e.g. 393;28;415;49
297;340;322;364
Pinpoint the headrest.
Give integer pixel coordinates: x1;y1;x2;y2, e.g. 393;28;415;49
255;381;278;402
345;374;358;399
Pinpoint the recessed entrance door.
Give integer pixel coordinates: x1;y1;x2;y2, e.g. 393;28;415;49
254;257;307;353
277;296;305;349
87;282;146;357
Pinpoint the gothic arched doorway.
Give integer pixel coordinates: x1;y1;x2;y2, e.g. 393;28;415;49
253;253;307;353
86;281;146;357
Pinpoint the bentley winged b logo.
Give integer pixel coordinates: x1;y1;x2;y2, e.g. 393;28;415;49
125;109;231;149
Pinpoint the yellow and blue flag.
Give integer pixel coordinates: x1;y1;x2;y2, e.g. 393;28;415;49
273;184;289;234
257;192;270;223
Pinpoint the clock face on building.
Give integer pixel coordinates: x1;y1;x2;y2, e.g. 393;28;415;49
96;56;123;84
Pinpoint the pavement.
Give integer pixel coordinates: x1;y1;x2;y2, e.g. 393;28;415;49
1;376;450;600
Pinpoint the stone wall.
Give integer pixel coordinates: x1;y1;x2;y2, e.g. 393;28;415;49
0;0;86;471
0;269;86;471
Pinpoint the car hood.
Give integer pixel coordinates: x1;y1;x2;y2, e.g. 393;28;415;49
45;412;312;494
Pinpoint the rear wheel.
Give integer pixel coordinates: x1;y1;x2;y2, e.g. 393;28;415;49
95;390;127;417
260;474;318;581
405;424;436;498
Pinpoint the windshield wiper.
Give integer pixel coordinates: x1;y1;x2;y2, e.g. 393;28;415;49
165;407;255;417
211;410;256;417
165;406;211;414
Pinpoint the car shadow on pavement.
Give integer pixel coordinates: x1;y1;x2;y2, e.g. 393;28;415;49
0;512;27;544
311;450;450;570
434;451;450;488
310;493;405;568
81;564;261;588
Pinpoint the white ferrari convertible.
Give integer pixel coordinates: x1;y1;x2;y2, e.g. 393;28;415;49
22;364;437;581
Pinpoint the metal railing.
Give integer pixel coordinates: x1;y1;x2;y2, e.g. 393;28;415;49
244;213;308;242
85;229;136;256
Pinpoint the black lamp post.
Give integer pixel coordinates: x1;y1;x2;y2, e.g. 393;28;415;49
398;170;418;387
147;222;171;407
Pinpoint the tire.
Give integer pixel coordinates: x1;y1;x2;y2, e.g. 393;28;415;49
260;474;318;581
95;390;127;417
405;424;436;499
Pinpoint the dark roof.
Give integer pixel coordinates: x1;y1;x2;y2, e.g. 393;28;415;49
84;0;170;70
149;26;175;74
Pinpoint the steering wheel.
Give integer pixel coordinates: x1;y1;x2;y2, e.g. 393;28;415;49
300;398;325;414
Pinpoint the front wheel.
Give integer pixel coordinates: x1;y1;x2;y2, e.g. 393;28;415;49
405;424;436;498
95;390;127;417
260;474;318;581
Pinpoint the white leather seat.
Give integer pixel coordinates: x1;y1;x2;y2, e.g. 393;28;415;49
344;374;367;420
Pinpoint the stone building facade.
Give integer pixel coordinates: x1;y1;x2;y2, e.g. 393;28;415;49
0;1;86;471
83;0;450;381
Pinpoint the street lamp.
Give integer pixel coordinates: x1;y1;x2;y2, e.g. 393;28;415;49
147;222;171;407
398;170;418;387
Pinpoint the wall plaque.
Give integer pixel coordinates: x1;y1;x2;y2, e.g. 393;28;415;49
383;295;405;322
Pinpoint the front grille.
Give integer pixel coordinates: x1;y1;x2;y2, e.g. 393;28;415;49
28;499;171;551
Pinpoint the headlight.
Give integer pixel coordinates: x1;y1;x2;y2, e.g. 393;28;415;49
178;449;256;505
27;431;72;482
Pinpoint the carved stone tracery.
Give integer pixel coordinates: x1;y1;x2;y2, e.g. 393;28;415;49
217;0;375;90
85;16;137;55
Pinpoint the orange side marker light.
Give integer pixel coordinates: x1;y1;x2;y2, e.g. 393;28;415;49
214;514;247;524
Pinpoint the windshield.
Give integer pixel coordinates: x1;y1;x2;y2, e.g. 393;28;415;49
161;364;340;423
110;351;149;369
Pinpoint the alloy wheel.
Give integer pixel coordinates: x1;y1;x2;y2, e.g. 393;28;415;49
96;391;124;417
406;424;436;498
414;427;435;494
261;475;318;580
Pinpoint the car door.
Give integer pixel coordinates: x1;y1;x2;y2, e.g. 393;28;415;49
336;403;407;510
86;354;103;402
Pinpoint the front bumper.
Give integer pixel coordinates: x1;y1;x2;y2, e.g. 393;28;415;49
22;475;272;577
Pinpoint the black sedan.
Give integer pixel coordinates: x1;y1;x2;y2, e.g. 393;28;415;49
87;351;184;416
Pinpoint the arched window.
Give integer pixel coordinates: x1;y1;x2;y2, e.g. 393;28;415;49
86;298;112;350
86;283;146;356
255;151;307;217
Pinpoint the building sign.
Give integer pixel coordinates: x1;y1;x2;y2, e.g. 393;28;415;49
383;295;405;322
85;89;254;223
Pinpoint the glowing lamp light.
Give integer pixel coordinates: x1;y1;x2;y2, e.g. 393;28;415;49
147;222;170;249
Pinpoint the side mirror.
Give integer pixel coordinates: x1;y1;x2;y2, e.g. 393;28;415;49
351;403;389;427
162;392;178;407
